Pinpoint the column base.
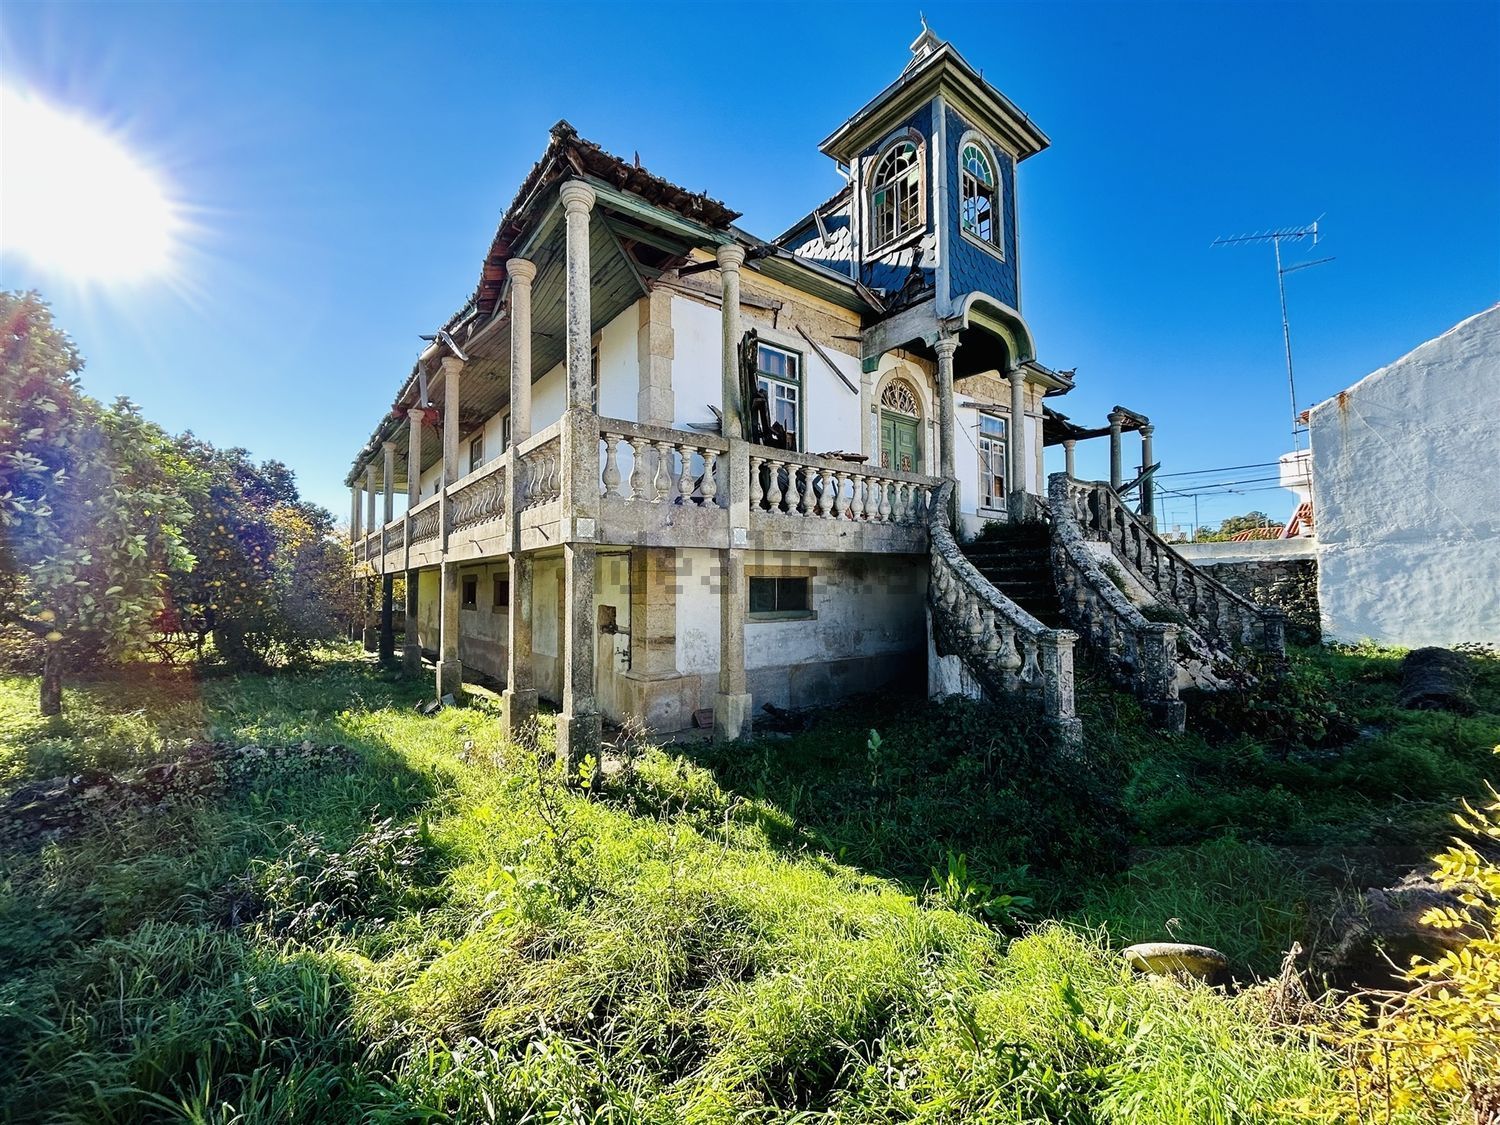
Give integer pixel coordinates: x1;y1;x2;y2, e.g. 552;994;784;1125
402;643;423;674
555;709;601;771
502;687;539;746
435;659;464;700
362;627;377;652
713;691;752;742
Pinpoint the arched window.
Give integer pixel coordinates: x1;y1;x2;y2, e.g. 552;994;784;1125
880;378;920;417
960;140;999;247
869;141;922;248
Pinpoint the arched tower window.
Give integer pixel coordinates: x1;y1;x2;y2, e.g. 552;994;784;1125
960;139;999;247
870;141;922;248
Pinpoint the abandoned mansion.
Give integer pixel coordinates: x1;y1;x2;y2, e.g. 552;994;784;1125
345;27;1285;758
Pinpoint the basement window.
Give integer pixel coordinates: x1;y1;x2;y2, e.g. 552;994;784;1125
461;575;478;610
748;575;813;620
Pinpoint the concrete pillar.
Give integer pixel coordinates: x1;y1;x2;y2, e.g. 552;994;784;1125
560;180;595;410
714;440;752;741
1064;439;1077;480
1139;424;1156;529
637;286;674;427
504;258;539;742
349;484;362;542
859;367;875;460
933;337;958;484
555;186;601;765
1008;367;1027;519
508;259;537;443
1107;409;1127;491
717;243;746;439
436;354;465;698
402;416;423;672
362;464;378;651
349;483;363;642
382;441;396;527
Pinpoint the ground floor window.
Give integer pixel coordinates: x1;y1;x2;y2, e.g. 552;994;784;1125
978;414;1007;509
461;574;478;609
748;574;812;619
492;575;509;610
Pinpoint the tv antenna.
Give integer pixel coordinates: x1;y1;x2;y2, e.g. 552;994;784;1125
1213;218;1333;449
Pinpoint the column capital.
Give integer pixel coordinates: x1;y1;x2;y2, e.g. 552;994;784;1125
507;258;537;286
559;179;596;214
364;463;377;481
381;439;397;454
1140;423;1155;438
1107;408;1127;429
933;336;959;360
439;353;464;379
716;242;746;271
1007;366;1027;386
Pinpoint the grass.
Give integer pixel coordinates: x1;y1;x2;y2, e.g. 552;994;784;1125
0;643;1494;1121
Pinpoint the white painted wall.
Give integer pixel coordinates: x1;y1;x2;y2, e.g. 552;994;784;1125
1309;304;1500;646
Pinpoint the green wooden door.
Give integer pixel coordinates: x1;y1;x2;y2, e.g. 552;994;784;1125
880;412;921;473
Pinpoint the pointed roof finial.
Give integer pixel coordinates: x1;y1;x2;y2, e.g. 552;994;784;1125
907;13;943;69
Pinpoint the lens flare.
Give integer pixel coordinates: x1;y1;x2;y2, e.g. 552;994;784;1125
1;85;182;284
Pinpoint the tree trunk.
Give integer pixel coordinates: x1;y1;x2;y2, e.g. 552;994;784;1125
40;644;62;716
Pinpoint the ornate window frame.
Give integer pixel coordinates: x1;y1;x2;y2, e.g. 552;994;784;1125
866;130;926;255
957;130;1005;262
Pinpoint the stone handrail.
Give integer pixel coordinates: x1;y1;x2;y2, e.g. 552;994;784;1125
362;531;381;561
447;453;508;533
751;446;937;525
597;418;729;507
928;480;1081;746
517;422;563;509
1047;473;1185;731
381;522;402;555
409;494;441;545
1057;475;1285;659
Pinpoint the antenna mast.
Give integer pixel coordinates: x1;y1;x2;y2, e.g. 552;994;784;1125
1213;219;1333;449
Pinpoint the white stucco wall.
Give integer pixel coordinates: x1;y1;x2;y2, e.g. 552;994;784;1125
1309;304;1500;646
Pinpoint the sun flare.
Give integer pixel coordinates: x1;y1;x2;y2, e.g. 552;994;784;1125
1;85;182;285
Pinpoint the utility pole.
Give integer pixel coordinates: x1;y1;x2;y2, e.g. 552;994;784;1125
1214;219;1333;449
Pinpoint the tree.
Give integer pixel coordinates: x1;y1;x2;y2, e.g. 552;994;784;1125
1195;510;1276;542
0;292;193;713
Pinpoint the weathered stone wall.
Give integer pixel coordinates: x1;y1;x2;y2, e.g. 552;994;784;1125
1175;540;1320;645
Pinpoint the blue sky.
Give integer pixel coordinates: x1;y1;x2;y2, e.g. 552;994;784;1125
2;0;1496;533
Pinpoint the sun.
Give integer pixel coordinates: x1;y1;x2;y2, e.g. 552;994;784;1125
1;85;183;285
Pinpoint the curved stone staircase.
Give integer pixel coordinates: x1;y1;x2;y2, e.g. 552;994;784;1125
927;475;1286;737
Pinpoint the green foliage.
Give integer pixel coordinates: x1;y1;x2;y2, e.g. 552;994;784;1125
1195;510;1276;542
929;849;1034;927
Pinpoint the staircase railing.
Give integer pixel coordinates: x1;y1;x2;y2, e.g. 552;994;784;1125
1053;474;1285;661
928;481;1082;747
1047;474;1186;731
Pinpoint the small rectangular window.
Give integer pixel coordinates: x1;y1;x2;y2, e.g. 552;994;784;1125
492;576;509;610
500;412;511;454
748;575;812;618
590;341;600;410
468;435;484;475
461;575;478;609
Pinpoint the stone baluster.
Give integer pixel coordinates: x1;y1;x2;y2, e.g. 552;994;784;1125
701;449;719;506
814;468;831;518
749;455;766;509
877;478;892;523
652;440;673;502
629;437;648;500
602;434;622;498
676;444;694;504
766;459;784;513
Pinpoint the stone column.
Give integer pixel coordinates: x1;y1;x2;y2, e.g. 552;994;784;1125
504;259;539;744
508;259;537;442
1063;439;1077;480
349;484;362;543
933;337;958;484
715;436;752;741
717;243;746;439
349;483;363;642
1040;630;1083;751
1139;424;1156;529
379;442;396;663
362;464;378;651
637;286;673;427
1107;409;1127;491
435;355;465;698
560;180;596;410
557;183;601;766
1007;367;1027;519
403;416;424;672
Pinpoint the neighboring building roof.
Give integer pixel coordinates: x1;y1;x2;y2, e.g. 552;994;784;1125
1282;500;1314;539
1228;526;1285;542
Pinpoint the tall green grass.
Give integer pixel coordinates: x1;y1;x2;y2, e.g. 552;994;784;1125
2;645;1490;1121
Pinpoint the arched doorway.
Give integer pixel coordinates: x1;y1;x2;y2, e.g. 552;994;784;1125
879;377;922;473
